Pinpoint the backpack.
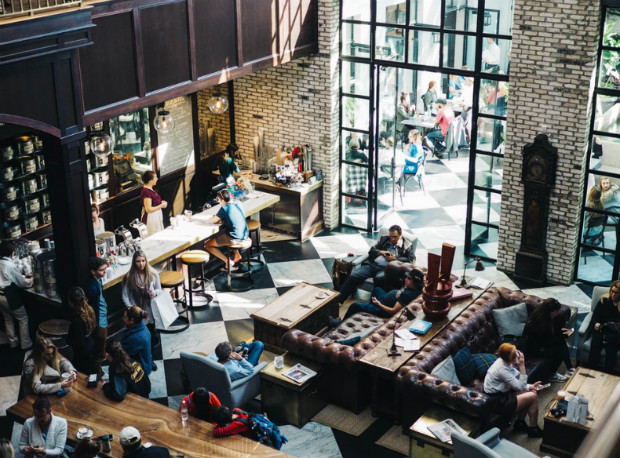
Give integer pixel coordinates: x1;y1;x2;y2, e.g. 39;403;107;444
238;411;288;450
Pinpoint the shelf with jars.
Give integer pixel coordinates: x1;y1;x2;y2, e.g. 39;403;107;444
0;134;52;239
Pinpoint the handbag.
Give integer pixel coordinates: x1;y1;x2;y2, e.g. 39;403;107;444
150;292;179;330
331;257;354;291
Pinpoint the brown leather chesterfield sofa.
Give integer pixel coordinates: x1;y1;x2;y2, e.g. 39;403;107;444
396;287;575;430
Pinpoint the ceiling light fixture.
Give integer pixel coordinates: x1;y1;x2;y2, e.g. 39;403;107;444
154;106;175;134
208;93;229;114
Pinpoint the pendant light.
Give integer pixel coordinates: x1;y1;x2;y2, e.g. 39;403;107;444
90;134;112;158
208;93;229;114
154;107;175;134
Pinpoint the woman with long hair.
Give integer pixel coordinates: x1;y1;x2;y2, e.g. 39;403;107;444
140;170;167;235
403;129;425;176
121;250;161;349
66;286;97;374
23;337;76;395
102;340;151;401
523;298;574;383
484;343;543;437
589;280;620;371
0;438;14;458
118;306;153;375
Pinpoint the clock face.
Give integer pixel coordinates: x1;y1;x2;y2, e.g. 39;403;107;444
527;156;546;181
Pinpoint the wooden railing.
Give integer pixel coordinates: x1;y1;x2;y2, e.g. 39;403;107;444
0;0;82;18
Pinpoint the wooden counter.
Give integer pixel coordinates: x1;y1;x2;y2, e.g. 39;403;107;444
8;374;291;458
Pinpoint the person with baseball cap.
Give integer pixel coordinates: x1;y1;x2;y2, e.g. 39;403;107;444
118;426;170;458
331;268;425;326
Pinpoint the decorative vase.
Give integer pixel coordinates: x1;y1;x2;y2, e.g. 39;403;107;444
422;281;453;320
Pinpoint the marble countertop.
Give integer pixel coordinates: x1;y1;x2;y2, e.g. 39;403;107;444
101;190;279;289
240;171;323;195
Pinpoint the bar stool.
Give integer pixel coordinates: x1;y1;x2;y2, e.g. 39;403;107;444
38;319;71;359
180;250;213;308
225;238;254;292
159;271;190;333
246;219;265;271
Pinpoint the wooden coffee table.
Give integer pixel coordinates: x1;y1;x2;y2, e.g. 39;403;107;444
251;282;339;353
541;367;620;457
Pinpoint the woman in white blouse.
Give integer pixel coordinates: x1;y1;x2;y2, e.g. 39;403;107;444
484;343;543;437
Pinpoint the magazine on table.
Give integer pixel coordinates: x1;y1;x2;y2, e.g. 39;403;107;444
282;363;317;384
394;337;421;352
469;277;492;290
427;419;467;444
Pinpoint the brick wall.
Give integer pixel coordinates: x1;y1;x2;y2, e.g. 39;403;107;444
232;0;341;228
497;0;601;284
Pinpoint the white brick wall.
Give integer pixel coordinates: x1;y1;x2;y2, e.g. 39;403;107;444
232;0;341;229
497;0;600;284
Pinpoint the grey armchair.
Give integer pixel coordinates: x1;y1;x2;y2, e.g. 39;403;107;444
452;428;548;458
353;226;418;292
180;351;267;409
577;286;620;369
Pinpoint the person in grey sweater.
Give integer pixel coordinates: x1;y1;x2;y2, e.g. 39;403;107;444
19;396;67;457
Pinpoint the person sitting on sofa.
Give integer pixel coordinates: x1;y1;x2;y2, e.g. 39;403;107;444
484;343;543;438
208;341;264;381
331;269;424;326
523;298;575;383
588;280;620;372
337;225;415;303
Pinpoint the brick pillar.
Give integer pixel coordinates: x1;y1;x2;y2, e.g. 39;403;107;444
233;0;341;229
497;0;601;284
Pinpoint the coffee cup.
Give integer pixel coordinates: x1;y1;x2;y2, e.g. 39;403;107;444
557;390;566;401
274;355;284;370
61;372;71;382
184;210;192;222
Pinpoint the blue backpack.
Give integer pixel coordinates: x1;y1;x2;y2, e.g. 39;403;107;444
239;411;288;450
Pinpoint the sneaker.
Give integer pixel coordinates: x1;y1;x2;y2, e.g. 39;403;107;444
152;362;158;371
234;342;246;354
565;368;576;377
527;426;544;438
513;419;529;432
328;316;342;328
549;372;569;383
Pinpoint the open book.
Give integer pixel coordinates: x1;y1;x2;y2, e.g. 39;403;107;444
281;363;317;384
427;419;467;444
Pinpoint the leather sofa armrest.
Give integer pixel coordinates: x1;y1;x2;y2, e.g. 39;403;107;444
230;362;267;390
397;367;492;418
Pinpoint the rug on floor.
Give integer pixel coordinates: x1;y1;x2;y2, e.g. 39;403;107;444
311;404;377;437
375;424;409;455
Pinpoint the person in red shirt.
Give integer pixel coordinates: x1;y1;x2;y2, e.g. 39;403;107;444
425;98;455;156
179;387;221;422
212;406;250;438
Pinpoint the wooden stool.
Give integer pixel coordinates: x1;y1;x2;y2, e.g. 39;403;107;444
225;238;254;292
247;219;265;271
38;319;71;359
180;250;213;309
159;271;190;333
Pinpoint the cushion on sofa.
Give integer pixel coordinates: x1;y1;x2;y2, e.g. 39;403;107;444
472;353;498;379
431;355;461;385
492;302;527;337
323;312;385;343
452;347;476;385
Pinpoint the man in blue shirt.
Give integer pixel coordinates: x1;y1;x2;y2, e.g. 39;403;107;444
209;341;264;381
84;257;108;379
204;189;249;270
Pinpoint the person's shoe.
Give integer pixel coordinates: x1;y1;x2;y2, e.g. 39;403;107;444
549;372;569;383
565;368;576;378
513;419;529;432
527;426;544;438
152;362;158;371
234;342;246;353
328;316;342;328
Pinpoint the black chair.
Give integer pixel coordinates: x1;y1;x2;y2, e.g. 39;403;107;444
582;214;606;264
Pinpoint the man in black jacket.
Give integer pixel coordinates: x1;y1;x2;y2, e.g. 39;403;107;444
338;225;415;303
119;426;170;458
83;257;108;379
589;280;620;372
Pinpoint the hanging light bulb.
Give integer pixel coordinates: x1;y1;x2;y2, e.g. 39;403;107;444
154;109;175;134
90;134;112;158
208;93;229;114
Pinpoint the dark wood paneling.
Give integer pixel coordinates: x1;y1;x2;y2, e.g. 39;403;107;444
140;1;192;93
0;60;58;128
194;0;237;77
55;57;78;129
79;13;139;111
238;0;276;65
279;0;315;58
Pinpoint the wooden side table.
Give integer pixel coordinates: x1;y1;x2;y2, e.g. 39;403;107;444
409;405;480;458
261;352;326;427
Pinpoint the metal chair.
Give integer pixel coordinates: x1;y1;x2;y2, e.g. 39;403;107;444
400;146;429;196
582;214;606;264
225;238;254;292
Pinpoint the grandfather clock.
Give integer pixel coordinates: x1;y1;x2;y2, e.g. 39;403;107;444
514;134;557;284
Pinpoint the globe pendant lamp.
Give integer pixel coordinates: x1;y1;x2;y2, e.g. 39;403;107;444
154;109;175;134
208;93;229;114
90;134;112;158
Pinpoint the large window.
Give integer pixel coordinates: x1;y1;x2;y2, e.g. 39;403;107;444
339;0;513;262
577;7;620;284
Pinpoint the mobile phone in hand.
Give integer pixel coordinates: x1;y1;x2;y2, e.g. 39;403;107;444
537;383;551;391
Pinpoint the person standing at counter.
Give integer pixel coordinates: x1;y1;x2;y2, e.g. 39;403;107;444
140;171;167;236
84;257;108;380
218;146;241;182
66;287;96;374
121;250;162;349
204;189;249;270
91;204;105;237
0;240;33;351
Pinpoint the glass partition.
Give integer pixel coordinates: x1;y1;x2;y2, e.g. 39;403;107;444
109;108;152;189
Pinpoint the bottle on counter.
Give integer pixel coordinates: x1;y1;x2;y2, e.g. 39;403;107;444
180;399;189;427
